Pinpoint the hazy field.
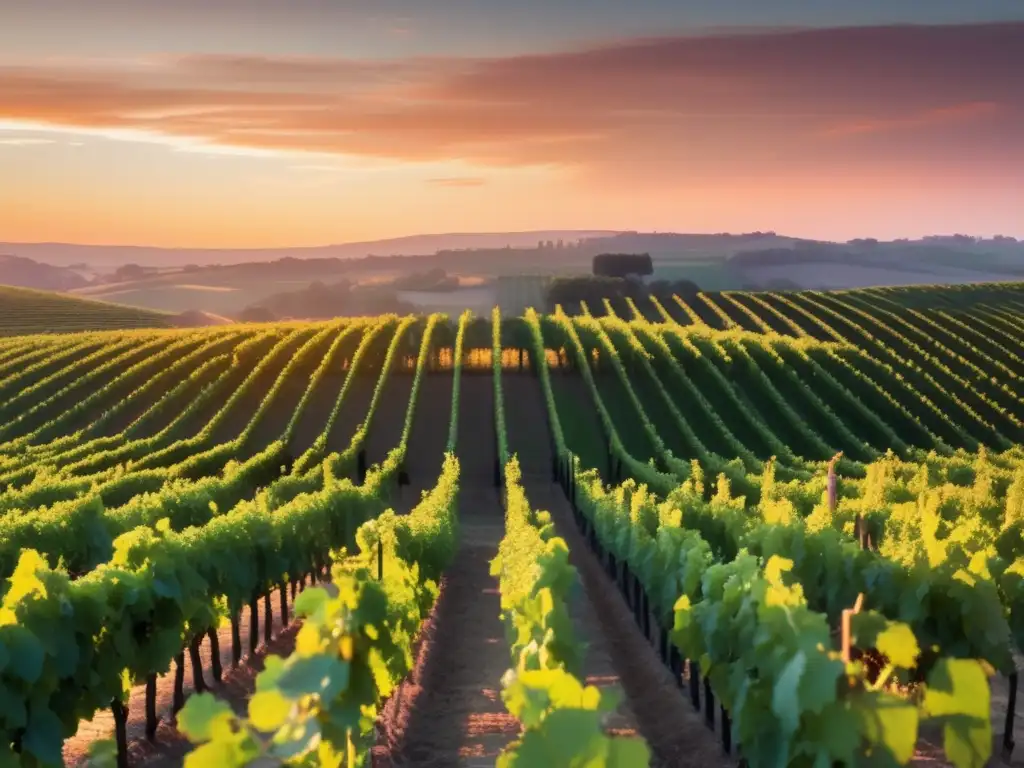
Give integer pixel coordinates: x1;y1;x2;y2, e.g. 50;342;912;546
743;262;1023;290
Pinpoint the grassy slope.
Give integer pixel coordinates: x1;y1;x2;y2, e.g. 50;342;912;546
0;285;173;336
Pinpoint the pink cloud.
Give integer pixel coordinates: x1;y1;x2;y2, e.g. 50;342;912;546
820;101;1003;137
0;22;1020;183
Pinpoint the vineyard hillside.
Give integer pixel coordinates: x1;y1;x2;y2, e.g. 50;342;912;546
0;284;173;335
0;281;1022;767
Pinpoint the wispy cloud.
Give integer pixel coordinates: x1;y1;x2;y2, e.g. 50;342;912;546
0;137;56;146
387;15;416;38
820;101;1003;138
0;23;1020;182
290;164;348;172
427;176;486;187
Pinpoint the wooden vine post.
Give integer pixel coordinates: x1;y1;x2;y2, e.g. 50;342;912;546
841;593;865;664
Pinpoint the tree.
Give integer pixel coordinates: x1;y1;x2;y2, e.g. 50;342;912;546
112;263;148;282
592;253;653;278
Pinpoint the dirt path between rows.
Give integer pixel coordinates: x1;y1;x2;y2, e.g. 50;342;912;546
374;373;516;766
373;486;516;768
527;482;730;768
504;369;726;766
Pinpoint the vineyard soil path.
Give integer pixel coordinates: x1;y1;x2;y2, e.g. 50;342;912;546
374;373;516;767
504;370;729;768
378;373;658;766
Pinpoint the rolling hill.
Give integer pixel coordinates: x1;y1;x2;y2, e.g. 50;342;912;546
0;284;174;335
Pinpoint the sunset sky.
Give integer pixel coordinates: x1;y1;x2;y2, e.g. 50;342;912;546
1;1;1022;248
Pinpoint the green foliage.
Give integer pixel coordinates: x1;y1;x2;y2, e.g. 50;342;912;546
567;458;997;767
179;453;460;766
0;289;1022;766
492;458;650;765
498;670;649;768
493;306;509;467
447;310;471;453
670;553;991;768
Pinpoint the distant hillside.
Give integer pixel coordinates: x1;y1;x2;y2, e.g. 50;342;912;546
0;230;622;268
57;232;799;314
0;285;173;336
729;240;1024;290
0;254;89;291
7;231;1022;315
4;231;1022;276
166;310;235;327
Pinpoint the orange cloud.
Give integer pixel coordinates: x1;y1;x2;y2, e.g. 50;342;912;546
0;22;1021;184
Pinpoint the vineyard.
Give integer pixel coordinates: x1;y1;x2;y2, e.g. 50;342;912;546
0;281;1023;767
0;286;172;336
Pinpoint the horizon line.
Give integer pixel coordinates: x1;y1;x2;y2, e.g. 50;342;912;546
4;230;1023;254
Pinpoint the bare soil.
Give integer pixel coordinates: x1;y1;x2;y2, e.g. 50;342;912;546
505;371;728;767
374;371;514;766
501;372;555;481
373;487;517;768
533;482;733;768
456;375;498;486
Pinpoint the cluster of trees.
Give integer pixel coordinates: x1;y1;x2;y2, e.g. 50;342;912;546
0;255;88;291
921;234;1019;244
237;268;472;321
541;253;706;311
731;239;1024;271
238;279;417;322
535;239;582;250
728;247;844;268
592;253;653;278
109;264;157;282
389;268;459;292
